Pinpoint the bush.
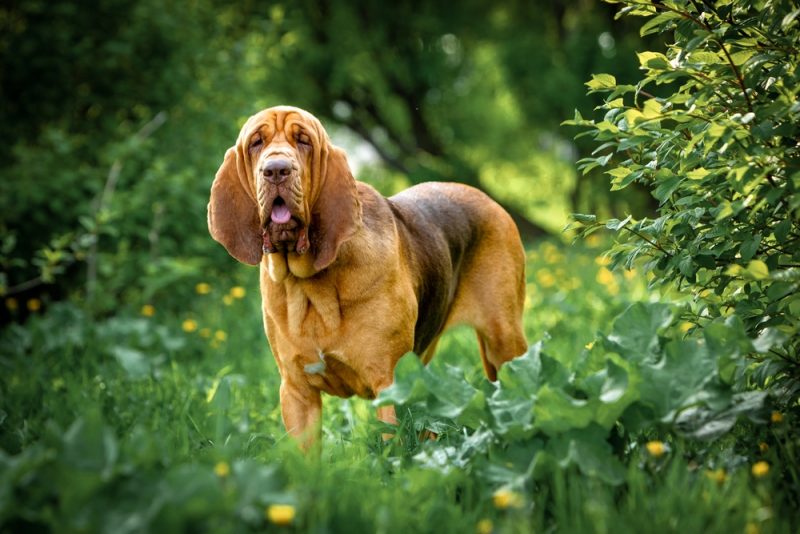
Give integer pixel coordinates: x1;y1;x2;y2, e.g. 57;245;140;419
566;0;800;404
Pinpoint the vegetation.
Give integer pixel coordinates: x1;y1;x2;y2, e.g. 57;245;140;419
2;0;799;532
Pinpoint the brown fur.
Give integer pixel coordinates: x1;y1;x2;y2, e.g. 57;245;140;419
208;106;527;448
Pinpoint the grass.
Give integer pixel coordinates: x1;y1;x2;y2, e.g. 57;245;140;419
0;238;796;532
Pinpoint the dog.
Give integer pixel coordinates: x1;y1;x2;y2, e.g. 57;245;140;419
208;106;527;448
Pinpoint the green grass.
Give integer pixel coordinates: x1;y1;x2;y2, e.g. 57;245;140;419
1;239;796;532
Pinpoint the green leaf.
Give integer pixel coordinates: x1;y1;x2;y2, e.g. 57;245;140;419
637;51;671;70
703;316;752;384
374;353;428;406
686;168;710;180
746;260;769;280
640;10;681;36
605;303;674;362
586;73;617;91
639;338;717;420
653;174;683;203
572;213;598;224
546;425;625;485
110;347;151;379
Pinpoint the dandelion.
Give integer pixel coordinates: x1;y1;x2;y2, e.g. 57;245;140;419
27;298;41;312
536;269;556;288
476;518;493;534
230;286;246;299
705;468;727;485
596;267;615;286
140;304;155;317
5;297;18;311
214;461;230;478
182;319;198;333
585;233;602;248
214;330;227;342
266;504;296;525
751;461;769;478
770;411;783;424
200;328;212;339
492;488;524;510
195;282;211;295
594;255;612;267
223;294;234;306
645;440;666;457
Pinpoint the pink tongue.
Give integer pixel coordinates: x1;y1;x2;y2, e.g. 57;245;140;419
271;204;291;224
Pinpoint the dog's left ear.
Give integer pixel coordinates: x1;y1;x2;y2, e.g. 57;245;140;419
312;145;362;271
208;146;262;265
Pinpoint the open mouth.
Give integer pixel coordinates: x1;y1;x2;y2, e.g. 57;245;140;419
262;196;309;255
270;196;292;224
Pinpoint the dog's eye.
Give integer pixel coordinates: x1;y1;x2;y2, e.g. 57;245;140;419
296;134;311;147
250;137;263;151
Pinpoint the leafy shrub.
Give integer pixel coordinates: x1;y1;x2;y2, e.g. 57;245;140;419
565;0;800;403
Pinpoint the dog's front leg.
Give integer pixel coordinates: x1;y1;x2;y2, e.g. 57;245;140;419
279;380;321;451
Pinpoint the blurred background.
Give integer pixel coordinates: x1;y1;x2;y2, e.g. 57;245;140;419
0;0;660;319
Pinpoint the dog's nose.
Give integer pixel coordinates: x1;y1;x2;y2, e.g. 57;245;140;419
262;158;293;184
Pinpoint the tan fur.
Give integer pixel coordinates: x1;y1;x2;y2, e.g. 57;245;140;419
208;106;527;448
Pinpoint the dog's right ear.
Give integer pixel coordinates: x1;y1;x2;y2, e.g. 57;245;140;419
208;146;263;265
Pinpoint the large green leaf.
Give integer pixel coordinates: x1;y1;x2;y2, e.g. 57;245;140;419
544;425;625;485
605;303;674;362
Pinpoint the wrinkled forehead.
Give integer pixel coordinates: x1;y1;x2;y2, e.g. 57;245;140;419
238;106;328;144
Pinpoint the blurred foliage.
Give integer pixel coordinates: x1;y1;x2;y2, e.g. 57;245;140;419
1;0;658;315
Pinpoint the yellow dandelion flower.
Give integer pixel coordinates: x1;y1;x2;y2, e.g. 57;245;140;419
266;504;296;525
199;327;212;339
195;282;211;295
596;267;615;286
595;255;612;267
606;281;619;296
140;304;155;317
492;488;524;510
759;442;769;454
5;297;18;311
214;461;230;478
476;518;493;534
230;286;246;299
182;319;198;333
27;298;41;312
751;461;769;478
770;411;783;424
645;440;666;457
223;294;234;306
214;330;227;342
536;269;556;288
705;468;727;485
585;233;602;248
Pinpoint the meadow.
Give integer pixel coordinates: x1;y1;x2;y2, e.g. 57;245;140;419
1;237;794;532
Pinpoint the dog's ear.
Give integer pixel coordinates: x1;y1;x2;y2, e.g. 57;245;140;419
208;146;262;265
312;145;362;271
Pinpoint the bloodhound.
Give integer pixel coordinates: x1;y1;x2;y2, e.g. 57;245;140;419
208;106;527;448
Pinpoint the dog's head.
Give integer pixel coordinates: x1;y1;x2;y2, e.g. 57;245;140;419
208;106;362;274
